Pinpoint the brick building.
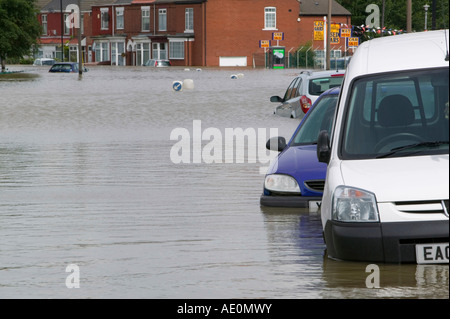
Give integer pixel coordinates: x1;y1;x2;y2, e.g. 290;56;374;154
35;0;351;67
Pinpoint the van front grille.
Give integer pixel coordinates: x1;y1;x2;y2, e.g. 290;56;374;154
394;200;449;217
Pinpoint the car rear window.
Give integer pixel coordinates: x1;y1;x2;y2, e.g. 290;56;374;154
309;76;344;96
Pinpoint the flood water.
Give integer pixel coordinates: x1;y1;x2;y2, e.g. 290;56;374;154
0;65;448;299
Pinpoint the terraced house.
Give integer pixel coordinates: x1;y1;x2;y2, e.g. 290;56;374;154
35;0;351;67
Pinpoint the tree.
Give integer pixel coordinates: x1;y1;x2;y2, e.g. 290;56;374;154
0;0;41;71
335;0;449;32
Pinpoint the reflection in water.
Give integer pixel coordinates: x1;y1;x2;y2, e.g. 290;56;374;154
0;66;448;298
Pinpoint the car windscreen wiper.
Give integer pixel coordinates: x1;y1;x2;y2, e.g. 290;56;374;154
376;141;449;158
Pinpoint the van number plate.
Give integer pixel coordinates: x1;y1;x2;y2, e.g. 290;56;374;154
415;243;449;264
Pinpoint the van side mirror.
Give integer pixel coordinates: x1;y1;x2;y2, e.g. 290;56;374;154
317;130;331;163
266;136;287;152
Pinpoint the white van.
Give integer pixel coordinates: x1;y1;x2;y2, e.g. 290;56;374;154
317;30;449;263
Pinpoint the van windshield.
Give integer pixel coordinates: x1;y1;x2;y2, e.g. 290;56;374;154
340;68;449;159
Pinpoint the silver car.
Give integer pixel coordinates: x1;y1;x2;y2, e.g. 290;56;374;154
144;59;171;67
271;70;345;119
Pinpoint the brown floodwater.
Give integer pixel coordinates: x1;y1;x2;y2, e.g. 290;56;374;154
0;65;448;298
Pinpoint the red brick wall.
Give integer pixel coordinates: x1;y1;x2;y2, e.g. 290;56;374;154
204;0;350;66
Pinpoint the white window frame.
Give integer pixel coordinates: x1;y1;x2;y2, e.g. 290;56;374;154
169;40;184;59
94;41;110;63
141;6;150;32
116;7;124;30
264;7;277;30
185;8;194;33
135;41;151;66
101;8;109;30
42;14;47;35
159;8;167;31
111;41;126;66
64;13;70;34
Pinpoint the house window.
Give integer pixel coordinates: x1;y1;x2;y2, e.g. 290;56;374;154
185;8;193;32
94;42;109;62
64;13;70;34
136;42;150;66
142;6;150;31
111;41;125;66
159;9;167;31
152;42;167;60
116;7;124;30
264;7;276;30
101;8;109;30
169;41;184;59
42;14;47;35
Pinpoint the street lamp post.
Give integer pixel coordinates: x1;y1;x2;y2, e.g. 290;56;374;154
424;4;430;31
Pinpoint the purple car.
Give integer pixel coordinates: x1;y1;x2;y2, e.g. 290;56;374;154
260;87;340;208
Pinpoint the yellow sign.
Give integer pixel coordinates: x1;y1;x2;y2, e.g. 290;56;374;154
330;23;340;33
348;37;360;47
330;32;340;44
341;28;351;37
259;40;270;48
272;32;284;41
314;21;324;41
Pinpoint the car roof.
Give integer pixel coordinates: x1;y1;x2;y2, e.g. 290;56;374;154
308;70;346;79
347;29;449;80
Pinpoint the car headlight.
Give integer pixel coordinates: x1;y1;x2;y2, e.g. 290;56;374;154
264;174;301;194
332;186;379;222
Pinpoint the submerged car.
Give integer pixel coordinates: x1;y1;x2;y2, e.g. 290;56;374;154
317;29;449;263
33;58;55;66
270;70;344;119
144;59;171;67
261;87;340;209
49;62;88;73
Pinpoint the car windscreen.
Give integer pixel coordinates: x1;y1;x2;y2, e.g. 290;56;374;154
340;67;449;159
290;94;339;145
309;76;344;96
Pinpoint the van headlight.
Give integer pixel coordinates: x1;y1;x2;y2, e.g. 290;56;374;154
332;186;379;222
264;174;301;194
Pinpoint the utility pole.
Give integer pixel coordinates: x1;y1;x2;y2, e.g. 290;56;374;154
406;0;412;33
60;0;64;61
326;0;331;70
78;0;83;75
381;0;385;36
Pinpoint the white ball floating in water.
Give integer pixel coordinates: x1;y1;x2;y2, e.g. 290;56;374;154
183;79;194;90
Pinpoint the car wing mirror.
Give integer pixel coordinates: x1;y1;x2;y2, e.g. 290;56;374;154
317;130;331;164
266;136;287;152
270;96;283;103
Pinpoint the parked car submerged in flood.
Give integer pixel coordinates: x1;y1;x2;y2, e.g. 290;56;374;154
49;62;88;73
33;58;55;66
261;87;340;209
270;70;344;119
144;59;171;67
